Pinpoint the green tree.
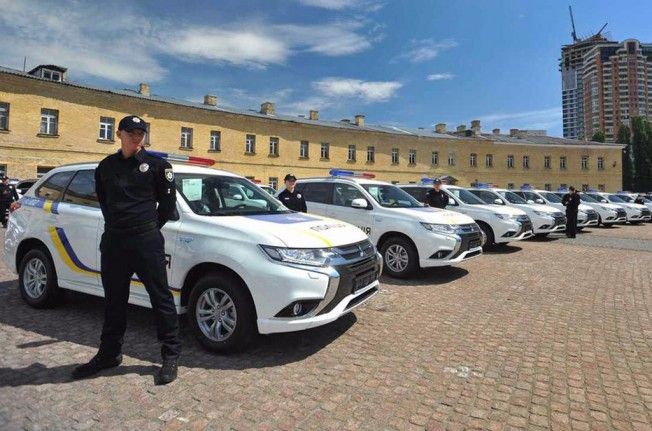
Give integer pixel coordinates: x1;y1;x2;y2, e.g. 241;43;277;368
617;124;634;190
631;117;652;191
591;130;606;143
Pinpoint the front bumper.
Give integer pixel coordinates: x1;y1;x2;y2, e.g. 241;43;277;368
419;225;483;268
496;217;533;243
533;215;566;234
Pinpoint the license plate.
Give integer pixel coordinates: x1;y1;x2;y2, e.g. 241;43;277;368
353;270;377;292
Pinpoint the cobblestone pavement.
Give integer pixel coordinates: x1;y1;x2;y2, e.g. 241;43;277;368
0;225;651;431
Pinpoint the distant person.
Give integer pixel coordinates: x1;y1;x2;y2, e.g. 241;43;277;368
278;173;307;212
634;194;646;205
0;176;19;228
425;178;449;209
562;186;581;238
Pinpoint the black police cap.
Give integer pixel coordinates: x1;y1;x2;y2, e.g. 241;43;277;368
118;115;148;132
284;173;297;181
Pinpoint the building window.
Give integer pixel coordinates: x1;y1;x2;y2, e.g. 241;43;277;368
507;183;514;190
597;157;604;170
544;156;551;169
180;127;193;149
269;137;279;156
581;184;589;191
98;116;114;141
143;122;151;147
42;69;62;81
392;148;399;164
523;155;530;169
36;166;54;179
321;143;330;160
598;184;605;191
447;152;455;166
408;149;416;165
269;177;278;190
209;131;221;151
581;156;588;170
485;154;493;168
245;134;256;154
560;156;567;170
367;146;375;163
300;140;309;159
0;102;9;130
431;151;439;166
347;145;356;162
544;183;551;191
560;183;567;190
40;109;58;135
469;153;477;167
507;155;514;169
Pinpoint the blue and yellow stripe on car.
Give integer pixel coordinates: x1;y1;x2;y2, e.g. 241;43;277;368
48;226;180;296
20;197;59;214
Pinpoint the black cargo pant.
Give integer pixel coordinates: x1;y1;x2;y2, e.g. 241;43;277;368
99;227;181;360
566;210;578;237
0;200;9;226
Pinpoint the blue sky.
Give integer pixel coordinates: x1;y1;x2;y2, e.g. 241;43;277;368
1;0;651;137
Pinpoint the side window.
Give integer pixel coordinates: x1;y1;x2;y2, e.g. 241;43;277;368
301;182;333;204
35;171;74;201
403;187;427;203
332;183;366;207
62;170;99;207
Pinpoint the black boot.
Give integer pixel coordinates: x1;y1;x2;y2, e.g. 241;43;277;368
72;353;122;379
156;358;178;385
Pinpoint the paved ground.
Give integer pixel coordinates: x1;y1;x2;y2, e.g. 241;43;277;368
0;224;651;431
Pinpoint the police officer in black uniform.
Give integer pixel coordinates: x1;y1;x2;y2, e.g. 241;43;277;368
562;186;581;238
72;115;181;385
0;175;19;228
278;173;307;212
425;178;449;209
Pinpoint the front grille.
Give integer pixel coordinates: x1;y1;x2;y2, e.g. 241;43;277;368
616;209;627;218
333;240;375;261
455;223;480;234
553;215;567;226
585;209;598;221
516;215;530;223
449;231;483;258
317;254;380;316
642;209;651;217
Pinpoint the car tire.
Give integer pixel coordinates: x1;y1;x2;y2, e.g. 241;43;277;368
18;248;61;308
476;221;495;248
380;236;418;278
188;273;256;353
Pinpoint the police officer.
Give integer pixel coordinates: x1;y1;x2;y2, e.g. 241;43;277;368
278;173;307;212
634;193;646;205
0;175;19;228
72;115;181;385
562;186;581;238
425;178;449;209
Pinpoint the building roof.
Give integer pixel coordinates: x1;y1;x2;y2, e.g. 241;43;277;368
27;65;68;74
0;64;623;149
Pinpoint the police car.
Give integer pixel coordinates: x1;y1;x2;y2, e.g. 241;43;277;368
3;153;381;353
512;187;599;230
614;191;652;220
584;191;651;223
467;186;566;236
286;170;484;278
399;181;533;248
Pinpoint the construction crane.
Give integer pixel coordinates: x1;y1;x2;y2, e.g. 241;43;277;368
569;5;578;42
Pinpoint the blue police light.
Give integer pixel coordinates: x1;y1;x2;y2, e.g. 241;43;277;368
421;177;434;184
557;187;569;193
586;188;598;192
474;182;491;189
329;169;375;178
520;184;533;190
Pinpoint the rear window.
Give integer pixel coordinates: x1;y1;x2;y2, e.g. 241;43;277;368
300;182;333;204
35;171;74;201
62;170;99;207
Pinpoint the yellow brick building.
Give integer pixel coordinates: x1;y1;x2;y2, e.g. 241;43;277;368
0;64;624;191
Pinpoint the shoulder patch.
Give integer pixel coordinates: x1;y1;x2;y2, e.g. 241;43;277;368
165;168;174;182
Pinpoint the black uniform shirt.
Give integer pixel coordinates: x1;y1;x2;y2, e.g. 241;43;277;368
278;189;307;212
0;183;19;203
425;188;449;209
95;149;176;229
562;193;580;212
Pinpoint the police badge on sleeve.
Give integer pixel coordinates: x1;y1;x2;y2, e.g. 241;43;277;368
165;168;174;182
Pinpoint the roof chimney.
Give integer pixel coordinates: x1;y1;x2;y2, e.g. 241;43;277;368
471;120;481;133
456;124;466;133
435;123;447;133
509;128;520;137
138;83;150;96
492;128;500;135
203;95;217;106
354;114;365;127
260;101;275;115
309;110;319;120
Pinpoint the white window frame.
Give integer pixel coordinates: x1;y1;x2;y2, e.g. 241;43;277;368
245;134;256;154
544;156;551;169
347;144;356;162
0;102;8;130
40;109;58;135
269;177;278;190
392;148;399;164
447;152;455;166
321;142;330;160
367;146;375;163
99;116;114;141
300;140;309;158
523;155;530;169
431;151;439;166
269;137;279;156
210;130;221;151
581;156;589;170
560;156;567;170
507;155;514;169
469;153;477;167
597;157;604;170
485;154;493;168
180;127;193;148
544;183;551;191
408;149;417;165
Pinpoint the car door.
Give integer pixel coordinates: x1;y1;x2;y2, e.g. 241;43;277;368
297;182;333;217
330;182;374;236
56;169;102;290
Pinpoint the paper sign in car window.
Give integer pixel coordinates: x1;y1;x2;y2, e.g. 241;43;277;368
182;179;203;201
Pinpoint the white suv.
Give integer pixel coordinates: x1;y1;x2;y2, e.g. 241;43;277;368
290;173;483;278
512;189;599;230
4;160;381;353
468;187;566;236
586;192;651;223
399;184;533;247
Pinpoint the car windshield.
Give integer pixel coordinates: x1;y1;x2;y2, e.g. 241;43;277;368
586;193;608;203
498;191;528;204
616;195;634;202
579;194;597;203
520;191;544;203
175;173;289;216
469;189;502;204
362;184;423;208
541;192;563;203
446;188;487;205
608;194;627;203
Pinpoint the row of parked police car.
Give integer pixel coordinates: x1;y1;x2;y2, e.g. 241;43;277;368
3;153;651;352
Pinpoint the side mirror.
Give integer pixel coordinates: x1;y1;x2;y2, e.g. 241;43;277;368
536;199;544;204
351;198;369;209
448;199;459;206
601;199;608;203
493;198;504;205
526;200;535;204
233;194;243;200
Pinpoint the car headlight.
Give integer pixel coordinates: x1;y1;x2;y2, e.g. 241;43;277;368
578;210;587;216
260;245;336;266
493;213;516;220
533;210;551;217
421;222;458;233
599;206;613;212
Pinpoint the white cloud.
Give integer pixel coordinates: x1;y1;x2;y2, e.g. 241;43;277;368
312;77;402;102
474;107;562;131
398;39;458;63
275;22;374;56
296;0;384;11
427;73;455;81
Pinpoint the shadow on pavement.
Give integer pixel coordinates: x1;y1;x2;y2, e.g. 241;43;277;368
483;244;523;254
0;278;357;387
382;266;469;286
